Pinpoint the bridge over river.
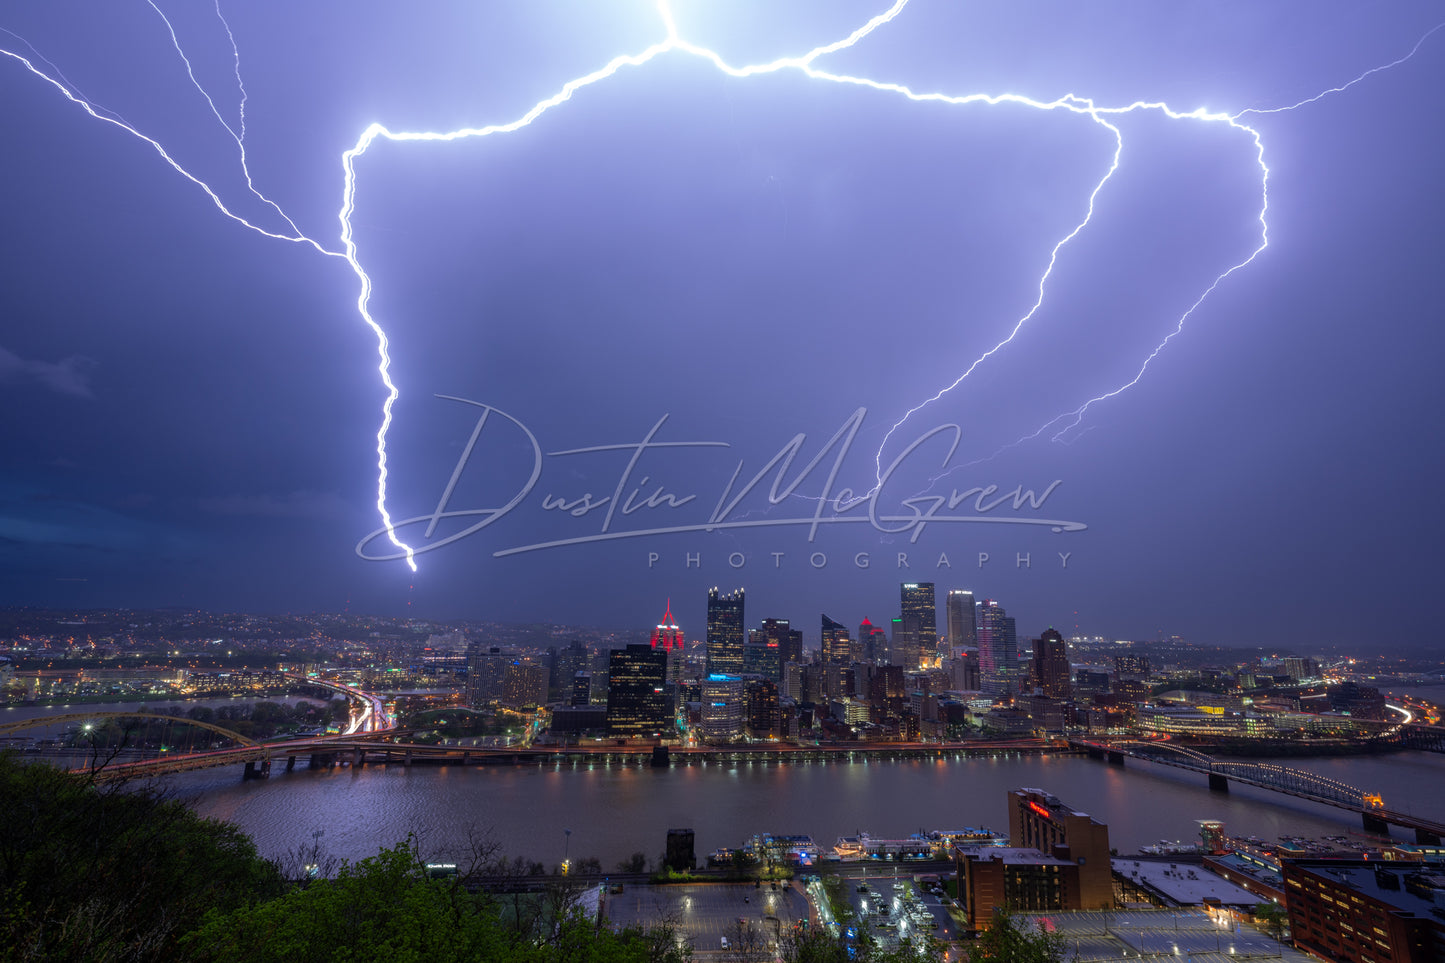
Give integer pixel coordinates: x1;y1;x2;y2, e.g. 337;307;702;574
1072;739;1445;843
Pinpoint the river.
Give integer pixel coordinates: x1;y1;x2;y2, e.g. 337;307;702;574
161;748;1445;872
11;696;1443;871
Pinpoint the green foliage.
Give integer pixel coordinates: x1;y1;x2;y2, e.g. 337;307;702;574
1254;902;1288;940
0;752;284;961
777;927;924;963
183;841;690;963
969;909;1067;963
0;755;692;963
820;876;853;923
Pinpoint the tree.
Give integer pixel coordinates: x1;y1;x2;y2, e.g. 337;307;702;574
776;927;924;963
0;752;283;961
183;840;692;963
618;851;649;874
1255;903;1288;941
969;908;1068;963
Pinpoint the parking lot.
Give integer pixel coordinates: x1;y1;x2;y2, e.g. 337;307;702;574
832;873;961;953
602;880;809;955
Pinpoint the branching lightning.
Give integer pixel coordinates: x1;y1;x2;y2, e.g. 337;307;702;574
2;2;1440;569
145;0;310;240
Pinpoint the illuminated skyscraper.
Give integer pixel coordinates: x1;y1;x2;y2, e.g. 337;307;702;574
1031;628;1071;699
946;589;977;651
701;674;744;743
650;600;684;653
706;587;745;676
606;644;670;736
745;618;793;680
744;627;782;680
821;614;850;666
900;582;937;666
501;662;547;709
858;618;887;663
977;600;1018;697
650;600;686;685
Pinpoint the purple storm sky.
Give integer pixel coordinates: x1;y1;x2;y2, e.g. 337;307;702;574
1;1;1442;651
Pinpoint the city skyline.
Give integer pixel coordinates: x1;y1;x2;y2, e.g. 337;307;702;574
2;2;1442;651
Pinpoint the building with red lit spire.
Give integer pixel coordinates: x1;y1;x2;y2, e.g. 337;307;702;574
650;600;684;653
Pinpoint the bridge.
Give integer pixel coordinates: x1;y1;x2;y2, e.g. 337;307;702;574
1074;739;1445;843
0;675;399;782
94;735;1059;780
6;707;1058;782
1381;723;1445;754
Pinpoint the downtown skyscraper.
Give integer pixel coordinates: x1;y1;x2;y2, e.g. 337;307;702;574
946;589;977;651
706;587;745;676
1031;627;1071;699
900;582;937;668
977;599;1019;697
821;614;850;666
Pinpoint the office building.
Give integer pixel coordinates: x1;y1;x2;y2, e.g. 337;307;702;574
706;588;745;676
550;641;589;700
946;589;977;651
1284;859;1445;963
743;629;782;680
466;644;510;707
701;674;745;743
890;617;914;669
755;618;800;667
858;618;887;663
1114;653;1151;681
744;618;792;681
501;662;547;709
606;644;670;736
745;678;781;739
821;614;850;666
1031;628;1071;699
650;600;684;653
900;582;937;666
950;652;981;691
977;600;1019;697
571;671;592;707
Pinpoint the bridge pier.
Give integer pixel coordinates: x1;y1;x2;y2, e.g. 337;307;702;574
353;748;365;768
242;759;270;781
1208;773;1229;793
651;746;670;768
286;755;296;771
404;749;413;767
1363;812;1390;836
309;752;335;770
1107;751;1125;766
1417;828;1442;845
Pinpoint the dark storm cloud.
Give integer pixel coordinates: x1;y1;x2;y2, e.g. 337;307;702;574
0;345;95;398
0;1;1441;648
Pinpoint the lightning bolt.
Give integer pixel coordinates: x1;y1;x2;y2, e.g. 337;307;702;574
2;2;1440;568
145;0;310;240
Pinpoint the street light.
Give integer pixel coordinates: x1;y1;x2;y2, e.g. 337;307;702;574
562;828;572;875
